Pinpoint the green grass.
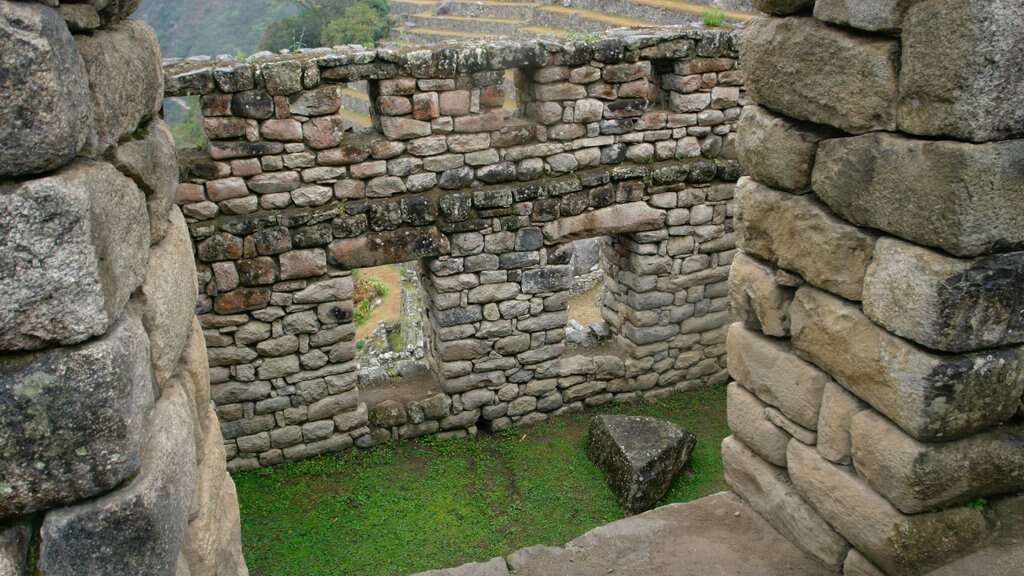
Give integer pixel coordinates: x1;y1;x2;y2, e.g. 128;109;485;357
234;384;729;576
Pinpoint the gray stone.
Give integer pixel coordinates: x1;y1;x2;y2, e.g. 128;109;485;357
329;227;450;270
40;384;196;576
0;2;91;177
0;314;154;518
863;238;1024;353
141;208;198;388
726;383;789;468
0;161;149;349
112;118;178;244
726;323;827;430
790;286;1024;442
765;408;816;446
0;522;32;576
815;381;869;466
735;105;834;194
586;414;696;514
728;253;794;338
542;202;665;242
851;410;1024;514
788;440;989;576
812;133;1024;258
722;436;848;570
411;557;509;576
843;549;886;576
735;177;877;301
898;0;1024;142
75;20;163;154
738;16;898;134
814;0;920;33
752;0;814;15
372;399;407;427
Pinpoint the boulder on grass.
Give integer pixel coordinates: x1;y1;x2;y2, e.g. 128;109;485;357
587;415;696;515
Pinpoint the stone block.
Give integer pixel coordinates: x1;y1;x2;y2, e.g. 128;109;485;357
75;20;163;154
587;415;696;514
542;202;665;242
863;238;1024;353
815;381;869;465
728;253;794;338
0;2;91;177
843;549;886;576
787;440;989;576
112;118;179;244
738;16;898;134
898;0;1024;142
722;436;848;570
0;521;31;576
0;161;149;350
735;105;834;194
328;227;450;269
735;177;877;301
726;323;827;430
814;0;919;33
851;410;1024;514
812;133;1024;258
39;384;196;575
726;383;790;468
790;286;1024;442
411;557;509;576
141;208;198;388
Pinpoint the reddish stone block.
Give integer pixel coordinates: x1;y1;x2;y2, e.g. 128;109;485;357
237;257;279;285
439;90;471;116
412;92;440;121
377;96;413;116
479;85;505;108
253;226;292;255
303;116;345;150
197;232;243;262
214;287;272;314
201;93;232;116
204;117;248;140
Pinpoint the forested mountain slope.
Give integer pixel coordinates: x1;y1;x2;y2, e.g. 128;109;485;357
135;0;295;58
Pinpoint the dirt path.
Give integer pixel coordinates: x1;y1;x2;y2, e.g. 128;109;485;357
355;265;404;342
567;284;603;326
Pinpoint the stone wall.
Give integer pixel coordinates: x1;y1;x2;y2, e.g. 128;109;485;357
164;29;744;470
0;2;246;574
725;2;1024;575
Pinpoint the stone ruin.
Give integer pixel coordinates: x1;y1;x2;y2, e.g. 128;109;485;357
1;0;1023;574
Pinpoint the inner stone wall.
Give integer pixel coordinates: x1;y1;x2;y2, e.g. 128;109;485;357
0;1;245;575
726;2;1024;575
164;29;744;470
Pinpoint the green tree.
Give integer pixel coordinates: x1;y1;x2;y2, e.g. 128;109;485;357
259;0;390;51
322;3;387;47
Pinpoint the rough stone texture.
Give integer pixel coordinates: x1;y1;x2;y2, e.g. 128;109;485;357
75;20;163;154
39;384;196;576
0;1;91;177
0;522;31;576
587;415;696;514
112;117;179;244
542;202;665;242
0;161;149;350
812;132;1024;258
752;0;814;15
328;227;450;269
787;440;989;576
728;253;794;338
722;436;848;570
850;410;1024;515
726;323;826;430
736;105;833;194
843;549;886;576
726;383;790;468
738;16;898;134
897;0;1024;142
863;238;1024;353
923;494;1024;576
813;0;920;33
815;381;868;466
790;286;1024;442
735;177;876;301
410;557;510;576
0;314;154;518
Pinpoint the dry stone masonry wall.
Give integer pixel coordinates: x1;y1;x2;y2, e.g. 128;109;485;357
0;1;246;574
164;29;744;470
726;2;1024;575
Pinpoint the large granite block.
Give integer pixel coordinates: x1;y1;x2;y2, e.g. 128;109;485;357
728;253;795;338
113;117;179;244
735;105;835;194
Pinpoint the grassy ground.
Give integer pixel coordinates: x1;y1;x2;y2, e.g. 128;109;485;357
234;384;730;576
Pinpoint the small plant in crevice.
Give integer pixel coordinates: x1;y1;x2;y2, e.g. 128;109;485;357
971;497;988;512
702;8;726;27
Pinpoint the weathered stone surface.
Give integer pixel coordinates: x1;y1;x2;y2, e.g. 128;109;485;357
142;208;198;388
788;440;989;576
0;312;154;519
542;202;664;242
851;410;1024;514
40;384;196;575
112;118;179;244
735;177;876;301
843;549;886;576
738;16;898;134
815;381;869;466
0;2;91;177
411;557;510;576
735;105;833;194
0;522;32;576
726;383;789;468
898;0;1024;142
863;238;1024;353
722;436;848;570
790;286;1024;442
752;0;814;15
813;133;1024;258
727;323;827;430
586;415;696;514
328;226;450;269
0;161;149;349
75;20;163;154
728;253;794;338
833;0;928;29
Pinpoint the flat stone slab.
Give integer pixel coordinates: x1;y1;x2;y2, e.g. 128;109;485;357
587;414;696;515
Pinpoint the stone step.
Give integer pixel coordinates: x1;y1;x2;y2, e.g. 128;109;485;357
397;27;505;45
390;0;440;16
405;13;527;35
437;0;542;21
531;5;658;33
568;0;755;26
